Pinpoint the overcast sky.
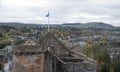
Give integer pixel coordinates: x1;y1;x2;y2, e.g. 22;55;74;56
0;0;120;26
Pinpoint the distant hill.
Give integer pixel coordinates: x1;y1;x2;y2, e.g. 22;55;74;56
0;22;115;29
83;22;114;29
63;23;82;25
62;22;114;29
0;22;60;27
0;22;43;27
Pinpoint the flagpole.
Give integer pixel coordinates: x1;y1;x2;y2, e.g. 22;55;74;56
48;14;50;32
46;11;50;32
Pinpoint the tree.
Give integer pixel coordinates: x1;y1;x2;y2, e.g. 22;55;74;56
0;61;4;70
83;44;112;72
96;48;111;72
0;33;3;38
0;44;5;49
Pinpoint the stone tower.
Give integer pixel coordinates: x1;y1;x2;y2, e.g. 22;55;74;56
13;33;70;72
13;32;97;72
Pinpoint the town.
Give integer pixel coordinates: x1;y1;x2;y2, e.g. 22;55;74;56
0;22;120;72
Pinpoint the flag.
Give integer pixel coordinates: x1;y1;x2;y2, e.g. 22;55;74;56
46;12;49;17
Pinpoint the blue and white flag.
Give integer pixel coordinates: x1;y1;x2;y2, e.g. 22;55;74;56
46;12;49;17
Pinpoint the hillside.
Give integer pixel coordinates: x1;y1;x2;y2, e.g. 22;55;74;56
0;22;42;27
0;22;115;29
62;22;114;29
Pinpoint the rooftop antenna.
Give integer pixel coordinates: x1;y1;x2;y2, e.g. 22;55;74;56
46;11;50;32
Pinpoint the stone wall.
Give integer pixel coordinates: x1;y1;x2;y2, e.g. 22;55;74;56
56;57;97;72
63;63;96;72
13;53;44;72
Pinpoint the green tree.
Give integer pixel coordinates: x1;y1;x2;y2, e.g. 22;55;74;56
83;44;112;72
0;62;4;70
0;33;3;38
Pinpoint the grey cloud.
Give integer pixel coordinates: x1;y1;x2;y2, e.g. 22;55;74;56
0;0;120;26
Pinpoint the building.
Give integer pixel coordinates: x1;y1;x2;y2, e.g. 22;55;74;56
0;48;8;63
12;32;96;72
